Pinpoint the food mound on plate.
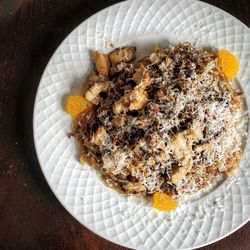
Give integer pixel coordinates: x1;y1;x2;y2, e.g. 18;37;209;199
67;43;243;210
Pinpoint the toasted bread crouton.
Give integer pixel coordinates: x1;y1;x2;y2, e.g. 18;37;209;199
109;46;136;65
93;51;110;76
129;89;148;111
132;65;152;88
85;81;109;105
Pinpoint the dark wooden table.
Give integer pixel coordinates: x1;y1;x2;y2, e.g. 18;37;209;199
0;0;249;249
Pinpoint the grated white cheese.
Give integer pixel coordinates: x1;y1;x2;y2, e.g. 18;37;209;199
75;43;246;199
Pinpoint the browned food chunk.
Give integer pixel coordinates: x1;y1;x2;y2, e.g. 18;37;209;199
109;46;136;65
132;65;152;88
93;51;110;76
129;89;148;111
85;81;110;105
91;127;107;147
149;53;161;64
113;87;148;114
112;95;130;114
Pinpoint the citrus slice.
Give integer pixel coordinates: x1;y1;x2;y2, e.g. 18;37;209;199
152;192;177;211
65;96;92;117
218;49;239;80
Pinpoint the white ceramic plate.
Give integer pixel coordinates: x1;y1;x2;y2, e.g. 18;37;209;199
33;0;250;249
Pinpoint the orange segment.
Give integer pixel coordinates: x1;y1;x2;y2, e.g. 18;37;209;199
65;96;92;117
218;49;239;80
152;192;177;211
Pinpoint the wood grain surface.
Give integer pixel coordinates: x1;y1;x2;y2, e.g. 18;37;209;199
0;0;249;249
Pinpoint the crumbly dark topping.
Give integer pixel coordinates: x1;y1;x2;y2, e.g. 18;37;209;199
72;43;243;197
